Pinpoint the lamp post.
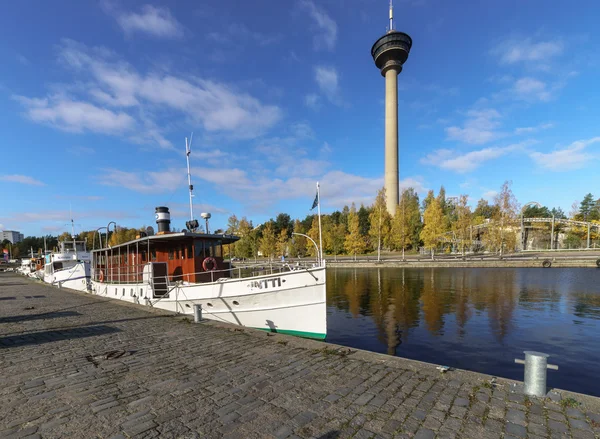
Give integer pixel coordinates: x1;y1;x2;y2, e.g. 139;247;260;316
93;227;107;250
292;232;320;264
107;221;117;247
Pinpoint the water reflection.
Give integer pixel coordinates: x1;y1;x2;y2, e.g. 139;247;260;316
326;267;600;396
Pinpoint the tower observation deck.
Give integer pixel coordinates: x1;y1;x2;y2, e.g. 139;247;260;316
371;2;412;215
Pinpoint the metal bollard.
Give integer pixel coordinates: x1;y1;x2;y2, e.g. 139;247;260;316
515;351;558;397
193;304;202;323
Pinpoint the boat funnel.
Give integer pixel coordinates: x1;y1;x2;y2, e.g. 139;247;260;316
155;206;171;234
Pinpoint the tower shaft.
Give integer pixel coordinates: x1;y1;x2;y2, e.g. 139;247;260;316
384;67;399;215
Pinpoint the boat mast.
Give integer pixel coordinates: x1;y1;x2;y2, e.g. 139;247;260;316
185;134;194;222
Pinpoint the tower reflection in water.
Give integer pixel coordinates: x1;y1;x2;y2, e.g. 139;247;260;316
326;266;600;396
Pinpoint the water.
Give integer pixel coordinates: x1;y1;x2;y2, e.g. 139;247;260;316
326;267;600;396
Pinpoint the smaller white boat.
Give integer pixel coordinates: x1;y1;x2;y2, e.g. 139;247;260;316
43;240;91;292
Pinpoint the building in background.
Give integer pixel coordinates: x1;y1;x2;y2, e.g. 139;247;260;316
0;230;24;244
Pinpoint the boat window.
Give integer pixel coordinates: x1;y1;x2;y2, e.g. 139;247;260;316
141;250;147;262
214;240;222;258
175;247;180;260
151;249;156;261
187;243;193;259
168;248;174;260
194;240;206;258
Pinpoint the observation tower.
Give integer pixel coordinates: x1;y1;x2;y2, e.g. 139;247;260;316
371;0;412;215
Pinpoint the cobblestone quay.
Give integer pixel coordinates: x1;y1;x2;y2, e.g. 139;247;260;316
2;273;600;439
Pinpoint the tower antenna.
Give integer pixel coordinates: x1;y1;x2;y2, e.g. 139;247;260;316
389;0;394;31
185;133;194;222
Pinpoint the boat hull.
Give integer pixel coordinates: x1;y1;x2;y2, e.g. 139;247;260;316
44;262;90;292
90;265;327;339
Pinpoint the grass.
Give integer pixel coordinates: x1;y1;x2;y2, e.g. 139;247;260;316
560;397;580;409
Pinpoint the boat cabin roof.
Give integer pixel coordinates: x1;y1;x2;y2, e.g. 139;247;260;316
92;231;239;253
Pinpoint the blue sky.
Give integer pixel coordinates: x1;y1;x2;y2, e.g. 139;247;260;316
1;0;599;236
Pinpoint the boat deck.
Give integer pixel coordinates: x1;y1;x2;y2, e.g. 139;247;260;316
2;272;600;439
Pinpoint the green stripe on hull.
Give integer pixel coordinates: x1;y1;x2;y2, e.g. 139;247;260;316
253;327;326;340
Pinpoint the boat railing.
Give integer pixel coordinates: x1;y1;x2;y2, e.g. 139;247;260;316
91;260;323;285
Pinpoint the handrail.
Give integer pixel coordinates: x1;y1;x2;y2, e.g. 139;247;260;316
90;260;324;284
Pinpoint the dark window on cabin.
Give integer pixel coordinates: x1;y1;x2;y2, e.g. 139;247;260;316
151;249;156;261
168;248;174;260
215;240;222;257
187;243;193;259
141;250;147;262
194;240;204;258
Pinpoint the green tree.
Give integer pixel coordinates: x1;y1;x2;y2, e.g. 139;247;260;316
330;223;346;259
357;204;371;238
473;198;499;219
420;197;445;254
345;203;366;260
274;213;292;237
422;190;435;212
259;222;277;260
580;193;596;221
235;217;253;258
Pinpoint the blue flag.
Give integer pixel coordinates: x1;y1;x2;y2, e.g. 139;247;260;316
311;191;319;210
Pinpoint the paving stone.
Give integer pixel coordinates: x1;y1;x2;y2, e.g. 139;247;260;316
506;409;526;426
4;273;600;439
548;419;569;434
505;422;527;438
414;428;435;439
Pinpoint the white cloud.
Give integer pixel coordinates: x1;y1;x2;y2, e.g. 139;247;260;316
530;137;600;171
116;5;184;39
445;109;503;145
305;93;321;110
513;77;552;102
482;190;498;200
17;54;30;65
493;38;564;65
68;145;95;155
207;24;279;47
301;1;337;51
421;142;528;173
14;40;281;145
0;175;45;186
314;66;341;105
13;95;134;134
96;164;425;212
515;122;554;135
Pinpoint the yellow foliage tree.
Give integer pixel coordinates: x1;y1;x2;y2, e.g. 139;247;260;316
420;197;445;254
369;188;392;259
345;203;366;260
259;222;277;260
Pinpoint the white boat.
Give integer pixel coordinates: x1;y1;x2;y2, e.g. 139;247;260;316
90;135;327;339
89;209;326;339
43;240;91;292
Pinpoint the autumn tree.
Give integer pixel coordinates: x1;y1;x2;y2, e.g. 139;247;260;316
345;203;366;260
259;221;277;260
277;228;288;258
289;220;306;258
235;217;253;258
420;195;445;255
330;223;346;259
491;181;520;255
453;195;472;255
369;188;392;260
307;216;320;257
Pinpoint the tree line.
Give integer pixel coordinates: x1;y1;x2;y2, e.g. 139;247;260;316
4;186;599;259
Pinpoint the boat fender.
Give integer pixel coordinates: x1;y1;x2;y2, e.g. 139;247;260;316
542;259;552;268
99;270;105;282
596;259;600;268
203;257;218;271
